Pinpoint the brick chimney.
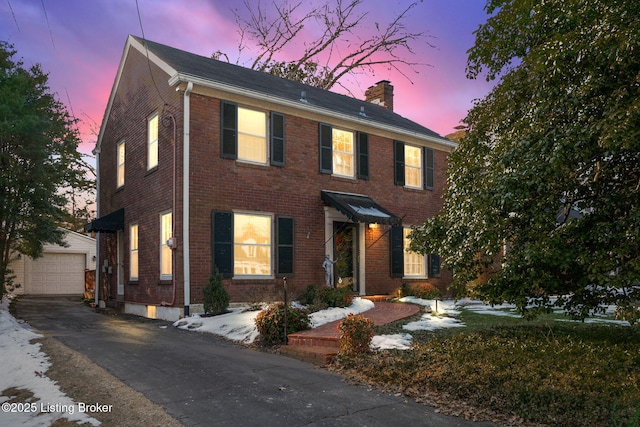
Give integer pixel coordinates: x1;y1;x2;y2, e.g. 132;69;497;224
365;80;394;111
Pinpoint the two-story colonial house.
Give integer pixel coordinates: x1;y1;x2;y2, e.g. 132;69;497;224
85;35;457;321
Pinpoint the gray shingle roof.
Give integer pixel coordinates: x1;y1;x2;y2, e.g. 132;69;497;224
133;36;445;140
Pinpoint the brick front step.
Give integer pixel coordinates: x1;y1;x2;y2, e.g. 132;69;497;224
280;344;338;365
287;334;339;348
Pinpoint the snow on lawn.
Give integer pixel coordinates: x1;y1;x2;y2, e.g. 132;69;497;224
173;297;375;344
0;298;100;427
174;296;633;352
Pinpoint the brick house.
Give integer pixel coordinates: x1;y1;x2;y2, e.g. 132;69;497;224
85;35;457;321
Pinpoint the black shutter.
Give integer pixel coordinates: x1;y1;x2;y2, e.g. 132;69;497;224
276;217;294;276
221;101;237;159
429;254;441;277
424;147;434;190
319;123;333;174
212;211;233;277
394;141;405;186
271;112;285;167
390;225;404;277
357;132;369;180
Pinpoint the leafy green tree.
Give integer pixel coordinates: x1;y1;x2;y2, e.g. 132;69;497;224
0;41;94;298
409;0;640;320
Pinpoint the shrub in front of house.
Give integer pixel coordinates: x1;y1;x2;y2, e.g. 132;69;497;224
337;314;374;357
255;303;311;345
401;282;442;300
203;270;230;316
298;284;354;311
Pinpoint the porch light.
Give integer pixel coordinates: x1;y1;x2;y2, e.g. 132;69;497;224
368;223;378;230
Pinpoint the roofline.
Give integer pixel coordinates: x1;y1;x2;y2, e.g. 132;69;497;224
168;72;457;150
93;35;177;154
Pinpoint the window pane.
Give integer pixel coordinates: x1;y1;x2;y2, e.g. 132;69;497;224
238;108;267;163
148;114;158;169
403;228;425;276
130;224;138;279
405;145;422;188
234;213;271;276
117;142;125;187
160;212;172;277
332;128;354;177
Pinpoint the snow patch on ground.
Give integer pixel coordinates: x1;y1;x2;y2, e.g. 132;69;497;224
0;298;100;426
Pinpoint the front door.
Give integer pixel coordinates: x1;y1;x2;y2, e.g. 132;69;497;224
333;222;358;292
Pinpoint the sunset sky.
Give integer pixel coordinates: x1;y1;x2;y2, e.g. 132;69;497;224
1;0;496;157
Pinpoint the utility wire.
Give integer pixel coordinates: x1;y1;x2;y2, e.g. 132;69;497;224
41;0;55;50
7;0;19;31
135;0;168;105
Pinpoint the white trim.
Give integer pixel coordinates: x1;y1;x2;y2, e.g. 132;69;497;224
168;73;457;150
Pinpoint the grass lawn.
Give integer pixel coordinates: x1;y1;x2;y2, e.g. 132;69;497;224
333;305;640;426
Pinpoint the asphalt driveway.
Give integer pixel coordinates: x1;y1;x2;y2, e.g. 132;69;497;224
14;296;493;427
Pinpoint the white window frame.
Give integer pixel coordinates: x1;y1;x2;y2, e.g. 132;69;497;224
403;227;427;278
233;212;273;278
160;211;172;280
237;107;268;165
147;112;159;170
332;128;355;178
404;144;423;189
117;140;125;188
130;224;139;281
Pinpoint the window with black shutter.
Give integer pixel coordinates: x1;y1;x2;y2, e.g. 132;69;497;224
319;123;333;173
357;132;369;180
270;112;285;167
390;225;404;277
221;101;238;159
424;147;434;190
394;141;405;186
276;217;294;276
429;254;441;277
212;211;234;277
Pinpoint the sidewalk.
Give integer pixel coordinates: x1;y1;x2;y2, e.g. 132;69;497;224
281;299;422;365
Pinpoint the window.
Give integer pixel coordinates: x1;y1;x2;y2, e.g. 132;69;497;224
117;141;125;188
405;145;422;188
148;113;159;170
212;212;294;278
394;141;434;190
390;226;440;278
130;224;139;280
234;213;271;276
319;124;368;179
160;212;172;279
221;101;285;166
403;227;426;277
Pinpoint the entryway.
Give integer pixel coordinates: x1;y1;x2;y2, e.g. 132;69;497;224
333;222;358;292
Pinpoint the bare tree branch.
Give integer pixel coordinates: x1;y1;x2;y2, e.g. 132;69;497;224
229;0;432;90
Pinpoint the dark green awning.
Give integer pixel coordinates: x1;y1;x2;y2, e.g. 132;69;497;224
321;191;401;226
84;208;124;233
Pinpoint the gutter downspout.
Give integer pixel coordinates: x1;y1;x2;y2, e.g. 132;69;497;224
93;147;101;308
182;81;193;317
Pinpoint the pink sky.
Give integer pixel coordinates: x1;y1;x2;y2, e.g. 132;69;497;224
1;0;496;159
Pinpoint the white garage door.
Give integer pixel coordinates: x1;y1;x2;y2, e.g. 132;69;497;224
28;253;86;295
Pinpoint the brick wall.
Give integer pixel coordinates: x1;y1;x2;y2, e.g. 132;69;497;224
99;46;452;308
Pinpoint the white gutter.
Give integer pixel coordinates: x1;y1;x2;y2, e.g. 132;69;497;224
93;147;101;308
168;73;458;150
182;81;193;316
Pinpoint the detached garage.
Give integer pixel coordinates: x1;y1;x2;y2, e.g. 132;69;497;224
10;229;96;296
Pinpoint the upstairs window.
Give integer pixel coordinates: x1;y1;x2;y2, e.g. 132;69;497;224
319;124;368;179
117;141;125;188
221;101;285;166
147;113;159;170
394;141;434;190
